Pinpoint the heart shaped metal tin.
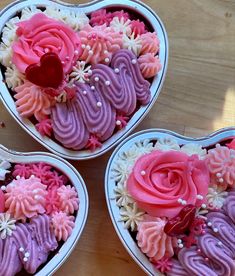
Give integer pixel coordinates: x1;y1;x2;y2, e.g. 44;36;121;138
105;127;235;275
0;144;89;275
0;0;168;160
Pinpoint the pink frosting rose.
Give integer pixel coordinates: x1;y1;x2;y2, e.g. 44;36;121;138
12;13;81;73
127;150;209;218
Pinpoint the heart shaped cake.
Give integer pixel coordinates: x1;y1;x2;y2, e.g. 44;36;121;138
0;145;88;275
0;0;168;159
106;128;235;276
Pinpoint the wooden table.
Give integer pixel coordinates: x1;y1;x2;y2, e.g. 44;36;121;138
0;0;234;275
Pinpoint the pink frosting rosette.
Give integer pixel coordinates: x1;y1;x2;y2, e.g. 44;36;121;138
127;150;209;218
12;13;81;73
137;215;177;261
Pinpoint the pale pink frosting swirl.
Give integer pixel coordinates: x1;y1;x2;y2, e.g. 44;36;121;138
138;53;162;78
79;24;122;65
51;211;75;241
14;81;55;122
140;32;160;55
12;13;81;73
206;145;235;186
57;185;79;214
127;150;209;218
137;215;177;261
5;177;48;222
51;98;89;150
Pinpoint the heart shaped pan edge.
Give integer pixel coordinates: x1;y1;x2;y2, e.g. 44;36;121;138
0;0;168;160
0;144;89;276
105;127;235;276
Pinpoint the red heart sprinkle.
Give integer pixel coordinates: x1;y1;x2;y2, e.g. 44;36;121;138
164;204;196;236
25;53;64;89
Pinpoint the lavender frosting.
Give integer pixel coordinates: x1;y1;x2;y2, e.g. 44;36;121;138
168;190;235;276
51;98;89;150
51;49;151;150
166;259;188;276
90;64;136;115
75;83;116;141
111;49;151;105
0;215;57;276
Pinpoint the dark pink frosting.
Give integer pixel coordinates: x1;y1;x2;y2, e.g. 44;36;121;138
127;150;209;218
12;14;81;73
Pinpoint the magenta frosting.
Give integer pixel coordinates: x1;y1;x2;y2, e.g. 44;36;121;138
51;99;89;150
0;215;57;276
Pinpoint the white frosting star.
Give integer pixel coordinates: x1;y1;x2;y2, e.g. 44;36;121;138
123;33;142;56
206;184;228;209
111;160;132;185
1;16;19;45
118;139;154;166
44;6;64;21
61;10;89;31
119;203;145;231
44;6;89;31
0;160;11;181
69;61;91;83
20;6;42;20
0;42;12;67
114;182;134;207
0;213;16;239
5;65;25;89
110;17;132;36
154;137;180;151
181;143;207;159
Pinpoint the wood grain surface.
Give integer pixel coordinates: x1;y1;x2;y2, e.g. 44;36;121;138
0;0;235;275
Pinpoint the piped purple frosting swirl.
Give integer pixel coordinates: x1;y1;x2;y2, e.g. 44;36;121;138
51;99;89;150
90;64;135;115
51;49;151;150
0;215;57;276
75;83;116;141
168;190;235;276
111;49;151;105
